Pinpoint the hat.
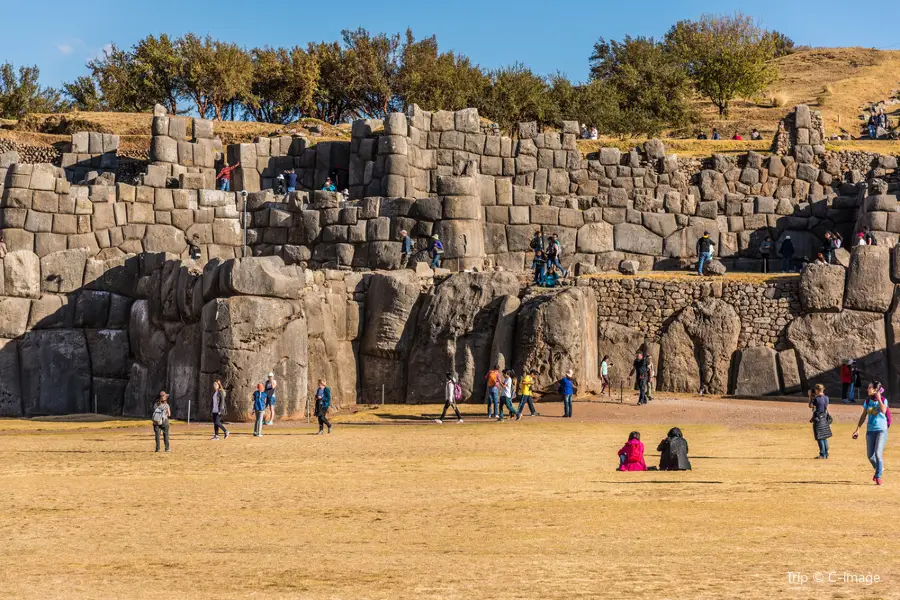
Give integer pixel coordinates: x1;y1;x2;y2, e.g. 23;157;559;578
268;372;274;378
566;369;573;377
431;234;439;239
785;235;791;239
846;359;855;365
257;383;265;391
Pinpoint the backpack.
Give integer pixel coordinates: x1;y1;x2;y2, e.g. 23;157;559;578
887;405;893;428
151;404;168;426
453;382;463;402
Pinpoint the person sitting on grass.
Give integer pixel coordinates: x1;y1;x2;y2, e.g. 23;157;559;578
658;427;692;470
617;431;647;471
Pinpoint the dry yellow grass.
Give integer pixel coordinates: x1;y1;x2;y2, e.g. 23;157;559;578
0;397;896;600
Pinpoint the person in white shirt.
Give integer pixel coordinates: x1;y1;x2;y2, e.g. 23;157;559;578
498;369;521;421
210;380;229;440
435;372;463;424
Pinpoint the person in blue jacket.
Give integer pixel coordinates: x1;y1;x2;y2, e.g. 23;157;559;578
252;383;267;437
558;370;576;418
284;169;297;193
315;378;332;435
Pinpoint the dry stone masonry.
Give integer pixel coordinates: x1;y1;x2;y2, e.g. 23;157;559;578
0;105;899;418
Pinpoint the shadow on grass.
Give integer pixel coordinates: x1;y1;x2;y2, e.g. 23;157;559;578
596;480;723;485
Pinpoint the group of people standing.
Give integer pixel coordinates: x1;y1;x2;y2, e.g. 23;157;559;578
530;230;567;287
808;379;890;485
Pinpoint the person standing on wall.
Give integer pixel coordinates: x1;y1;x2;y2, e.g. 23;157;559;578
759;235;773;273
780;235;795;273
498;369;521;421
435;372;463;424
151;391;171;453
809;384;832;459
429;234;444;269
252;384;267;437
558;370;576;418
315;379;333;435
546;235;567;278
852;381;890;485
485;365;501;419
284;169;297;194
696;232;715;276
216;162;239;192
264;372;278;426
629;351;649;406
211;380;229;440
400;230;413;269
517;370;540;416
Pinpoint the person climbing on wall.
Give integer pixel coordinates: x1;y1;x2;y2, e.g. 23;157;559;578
315;379;333;435
809;384;832;459
696;232;715;276
216;162;239;192
435;372;463;424
558;370;576;418
629;351;649;406
485;365;501;419
284;169;297;194
429;234;444;269
400;230;413;269
264;372;277;426
852;381;890;485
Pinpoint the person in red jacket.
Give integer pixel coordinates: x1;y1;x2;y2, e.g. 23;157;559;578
841;359;857;404
617;431;647;471
216;162;240;192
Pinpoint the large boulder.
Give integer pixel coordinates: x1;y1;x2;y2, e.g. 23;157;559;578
0;339;22;416
406;272;521;403
40;249;89;293
19;330;92;415
800;263;846;312
658;298;741;394
844;245;892;312
514;287;600;396
490;295;520;372
787;310;888;389
614;223;662;256
166;323;201;420
778;349;802;394
576;222;614;254
596;321;654;389
85;329;131;378
201;296;307;421
4;250;40;298
733;346;780;396
0;297;31;338
221;256;304;299
359;272;422;403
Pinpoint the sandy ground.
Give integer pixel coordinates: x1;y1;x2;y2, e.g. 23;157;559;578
0;395;897;600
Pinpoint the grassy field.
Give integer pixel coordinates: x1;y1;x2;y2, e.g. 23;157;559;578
0;397;896;600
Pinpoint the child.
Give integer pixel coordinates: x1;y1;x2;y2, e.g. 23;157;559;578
617;431;647;471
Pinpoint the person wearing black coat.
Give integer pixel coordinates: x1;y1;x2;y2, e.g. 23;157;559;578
780;236;795;273
809;384;832;459
658;427;692;470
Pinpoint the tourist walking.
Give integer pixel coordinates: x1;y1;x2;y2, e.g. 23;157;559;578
485;365;501;418
809;384;832;459
629;351;650;405
658;427;692;470
852;382;890;485
211;380;229;440
600;355;612;396
151;391;171;453
435;372;463;424
617;431;647;471
517;370;539;416
696;232;715;276
780;235;795;272
252;384;266;437
498;369;520;421
546;234;566;278
264;372;277;426
558;369;576;418
315;379;333;434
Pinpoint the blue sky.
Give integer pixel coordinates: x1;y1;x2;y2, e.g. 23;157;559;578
2;0;899;88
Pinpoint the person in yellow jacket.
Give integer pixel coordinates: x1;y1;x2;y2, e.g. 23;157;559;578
516;370;541;416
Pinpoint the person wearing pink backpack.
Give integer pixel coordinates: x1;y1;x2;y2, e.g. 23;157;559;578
617;431;647;471
435;372;463;424
852;381;890;485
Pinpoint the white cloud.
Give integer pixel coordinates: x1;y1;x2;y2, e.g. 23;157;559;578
57;44;73;55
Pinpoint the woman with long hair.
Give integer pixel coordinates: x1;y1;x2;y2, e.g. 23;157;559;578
852;382;889;485
211;380;229;440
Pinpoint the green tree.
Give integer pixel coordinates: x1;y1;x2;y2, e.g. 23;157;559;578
394;30;488;112
132;34;183;114
477;63;556;134
309;41;364;123
62;76;104;111
178;34;253;120
245;46;319;124
341;28;401;118
588;36;695;136
0;62;63;119
768;31;795;58
665;12;777;117
84;44;147;112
